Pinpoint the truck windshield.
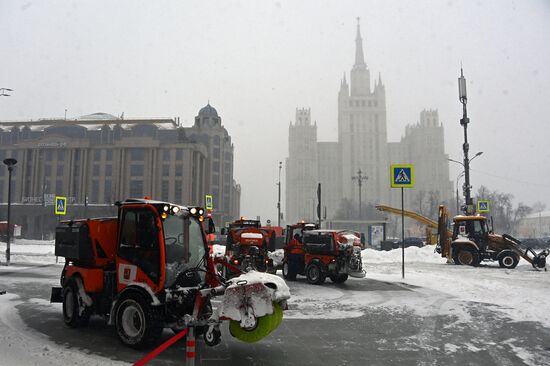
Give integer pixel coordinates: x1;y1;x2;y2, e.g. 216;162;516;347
163;214;206;287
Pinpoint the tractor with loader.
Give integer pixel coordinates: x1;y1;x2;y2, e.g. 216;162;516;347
50;198;290;348
377;203;548;269
436;205;548;269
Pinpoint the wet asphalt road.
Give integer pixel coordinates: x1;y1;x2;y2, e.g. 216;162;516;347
1;263;549;366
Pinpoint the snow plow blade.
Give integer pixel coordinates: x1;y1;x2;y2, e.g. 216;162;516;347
217;271;290;343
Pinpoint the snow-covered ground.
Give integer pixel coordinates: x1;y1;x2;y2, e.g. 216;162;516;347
1;240;549;365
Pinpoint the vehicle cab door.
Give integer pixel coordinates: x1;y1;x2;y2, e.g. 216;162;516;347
116;205;162;292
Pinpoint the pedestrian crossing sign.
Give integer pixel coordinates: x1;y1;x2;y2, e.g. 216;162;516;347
55;196;67;215
477;200;490;213
205;195;213;210
391;164;414;188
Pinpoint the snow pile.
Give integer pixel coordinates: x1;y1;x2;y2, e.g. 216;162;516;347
268;249;284;267
363;245;442;264
0;238;59;264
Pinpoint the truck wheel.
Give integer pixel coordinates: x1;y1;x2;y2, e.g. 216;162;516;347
204;327;222;346
499;253;519;269
306;262;326;285
62;278;91;328
115;293;163;348
453;248;480;267
283;261;296;281
330;274;348;283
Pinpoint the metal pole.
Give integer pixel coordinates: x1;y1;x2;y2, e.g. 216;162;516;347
458;68;472;214
6;168;13;265
401;187;405;279
3;158;17;265
277;162;282;227
456;185;459;216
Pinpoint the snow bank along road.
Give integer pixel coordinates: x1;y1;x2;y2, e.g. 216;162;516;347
0;243;549;365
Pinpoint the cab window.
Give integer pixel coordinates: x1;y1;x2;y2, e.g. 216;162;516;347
118;207;160;283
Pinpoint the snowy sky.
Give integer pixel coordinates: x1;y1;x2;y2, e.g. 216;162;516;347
1;0;550;221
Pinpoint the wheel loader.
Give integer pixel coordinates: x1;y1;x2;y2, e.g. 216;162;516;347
436;205;549;270
50;198;290;348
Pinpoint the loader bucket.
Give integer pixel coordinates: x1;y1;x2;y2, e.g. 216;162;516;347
532;249;548;269
229;302;283;343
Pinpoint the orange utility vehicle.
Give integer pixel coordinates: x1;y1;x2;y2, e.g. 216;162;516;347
281;222;318;280
284;228;366;284
50;199;290;348
223;219;277;276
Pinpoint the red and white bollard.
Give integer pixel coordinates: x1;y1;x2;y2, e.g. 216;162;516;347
186;326;196;366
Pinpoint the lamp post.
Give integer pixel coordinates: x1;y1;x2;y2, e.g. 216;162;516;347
458;68;476;214
3;158;17;266
455;171;465;215
352;169;368;218
448;151;483;214
0;88;13;97
277;161;282;227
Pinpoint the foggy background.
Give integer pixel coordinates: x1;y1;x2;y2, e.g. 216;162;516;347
1;0;549;223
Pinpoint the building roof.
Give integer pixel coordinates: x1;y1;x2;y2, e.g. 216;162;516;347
198;103;218;118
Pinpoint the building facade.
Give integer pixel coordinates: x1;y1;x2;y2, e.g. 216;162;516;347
285;108;318;223
285;21;453;224
0;107;240;238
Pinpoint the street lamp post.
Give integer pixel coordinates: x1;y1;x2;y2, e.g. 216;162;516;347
458;68;474;214
448;151;483;214
3;158;17;266
277;161;282;227
352;169;368;218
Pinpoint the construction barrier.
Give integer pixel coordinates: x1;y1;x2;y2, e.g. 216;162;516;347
133;327;193;366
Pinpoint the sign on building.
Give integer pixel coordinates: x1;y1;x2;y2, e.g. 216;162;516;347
55;196;67;215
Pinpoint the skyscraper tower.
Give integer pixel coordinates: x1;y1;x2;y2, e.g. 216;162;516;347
338;18;388;206
286;108;319;223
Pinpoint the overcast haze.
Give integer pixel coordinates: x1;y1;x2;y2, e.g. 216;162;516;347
1;0;550;222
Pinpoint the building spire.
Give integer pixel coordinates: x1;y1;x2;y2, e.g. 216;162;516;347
354;17;366;67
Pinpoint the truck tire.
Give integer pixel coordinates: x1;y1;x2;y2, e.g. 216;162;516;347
306;262;326;285
498;252;519;269
283;261;296;281
115;293;163;348
62;278;91;328
330;274;348;283
453;247;480;267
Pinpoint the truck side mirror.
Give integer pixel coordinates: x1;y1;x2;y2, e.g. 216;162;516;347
208;217;216;234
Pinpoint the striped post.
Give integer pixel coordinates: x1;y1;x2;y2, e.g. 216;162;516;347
186;326;196;366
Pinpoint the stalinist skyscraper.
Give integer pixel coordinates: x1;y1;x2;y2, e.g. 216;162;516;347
338;19;388;205
285;19;452;224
